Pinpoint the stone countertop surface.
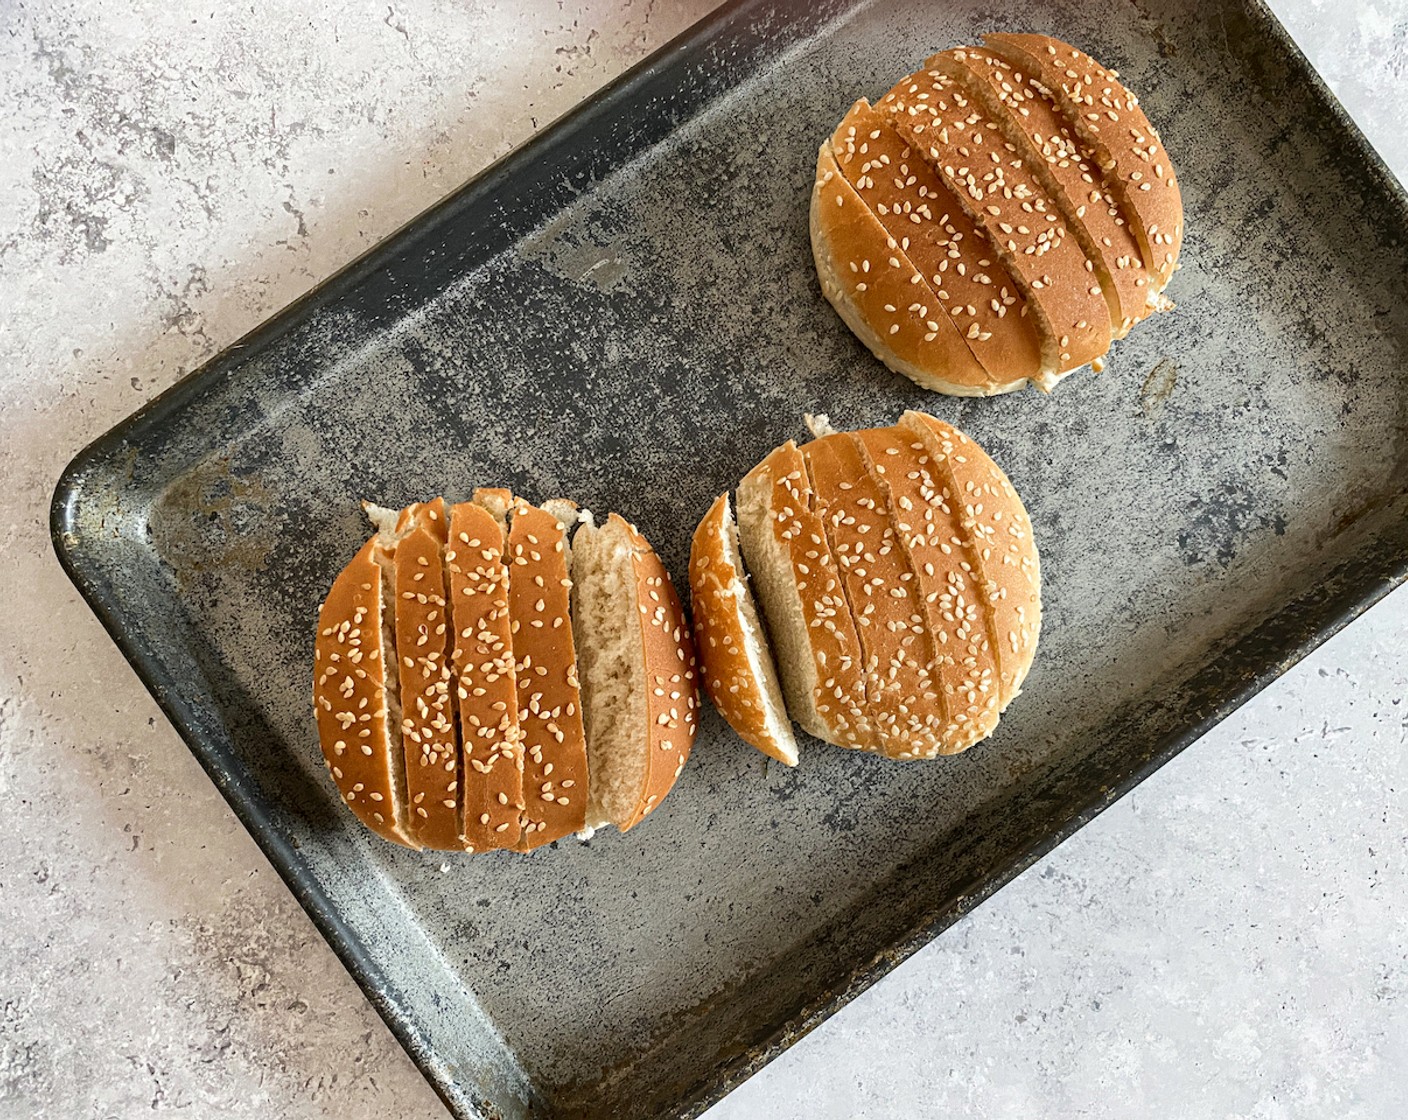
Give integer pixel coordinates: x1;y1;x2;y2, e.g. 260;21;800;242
1;1;1404;1116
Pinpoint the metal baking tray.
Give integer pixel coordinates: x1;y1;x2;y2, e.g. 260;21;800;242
51;0;1408;1116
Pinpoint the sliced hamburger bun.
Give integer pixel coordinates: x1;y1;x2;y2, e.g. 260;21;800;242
314;492;696;852
877;67;1114;375
812;33;1180;393
573;513;700;833
705;413;1040;759
689;493;799;767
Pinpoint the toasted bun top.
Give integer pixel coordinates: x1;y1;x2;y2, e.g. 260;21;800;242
313;538;420;848
984;32;1182;289
690;494;798;767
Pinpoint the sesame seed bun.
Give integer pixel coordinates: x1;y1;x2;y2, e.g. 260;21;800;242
934;47;1156;337
813;34;1180;392
574;513;700;833
315;491;698;854
829;99;1045;390
506;497;589;850
689;493;799;767
983;33;1183;292
312;536;421;848
448;500;524;853
718;414;1039;759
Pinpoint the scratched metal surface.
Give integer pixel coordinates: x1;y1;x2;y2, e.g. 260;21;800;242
51;0;1408;1116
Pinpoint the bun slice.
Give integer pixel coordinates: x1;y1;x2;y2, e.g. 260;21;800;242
507;497;589;850
574;513;700;833
447;499;524;853
689;493;799;766
313;537;420;848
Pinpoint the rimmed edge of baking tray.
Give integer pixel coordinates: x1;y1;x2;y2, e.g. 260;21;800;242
50;0;1408;1116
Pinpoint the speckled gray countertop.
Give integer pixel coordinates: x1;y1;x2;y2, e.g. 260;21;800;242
2;2;1405;1117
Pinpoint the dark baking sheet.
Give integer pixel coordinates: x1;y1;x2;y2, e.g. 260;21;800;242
51;0;1408;1116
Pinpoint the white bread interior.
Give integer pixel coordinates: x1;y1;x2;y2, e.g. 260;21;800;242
733;467;829;741
571;512;650;832
362;500;415;840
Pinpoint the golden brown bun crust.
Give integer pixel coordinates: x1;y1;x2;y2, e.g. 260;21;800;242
690;495;798;766
984;33;1183;290
937;47;1154;335
618;515;700;830
902;412;1041;704
850;425;1000;753
830;99;1044;387
803;432;948;759
810;144;1014;396
877;68;1113;372
507;500;588;848
447;501;524;852
313;538;419;848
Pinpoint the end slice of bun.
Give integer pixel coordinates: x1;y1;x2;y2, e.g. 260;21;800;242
690;493;799;766
448;500;524;852
734;441;879;751
506;497;589;849
574;513;699;833
811;142;1013;397
313;536;421;848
